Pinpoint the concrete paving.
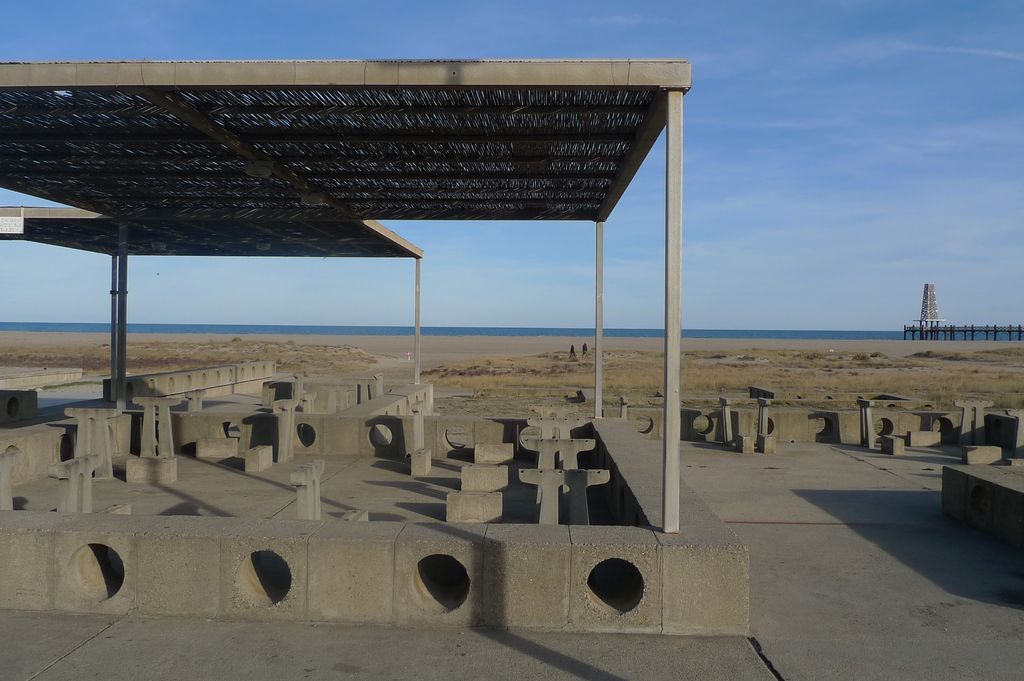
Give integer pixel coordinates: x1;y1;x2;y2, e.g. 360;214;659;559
0;611;773;681
681;440;1024;681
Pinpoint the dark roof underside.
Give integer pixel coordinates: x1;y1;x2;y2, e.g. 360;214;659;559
0;60;689;256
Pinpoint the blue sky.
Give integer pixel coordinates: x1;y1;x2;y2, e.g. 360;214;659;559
1;0;1021;329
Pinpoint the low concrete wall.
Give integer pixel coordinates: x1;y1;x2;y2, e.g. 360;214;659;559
102;361;276;401
0;511;746;635
591;419;749;634
627;405;965;446
0;368;82;390
1;415;132;485
942;465;1024;549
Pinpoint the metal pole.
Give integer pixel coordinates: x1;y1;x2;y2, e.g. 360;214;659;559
115;225;129;410
109;254;118;404
413;257;422;384
662;90;684;534
594;221;604;419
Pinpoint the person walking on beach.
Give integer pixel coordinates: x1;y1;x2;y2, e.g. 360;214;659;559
582;343;589;358
569;344;577;360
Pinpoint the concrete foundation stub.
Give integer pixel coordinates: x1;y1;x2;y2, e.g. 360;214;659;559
290;459;325;521
735;435;755;455
446;491;502;523
244;446;273;473
474;443;514;465
881;435;905;456
460;465;509;492
196;438;238;460
410;449;432;477
962;446;1003;465
756;434;776;455
126;456;178;485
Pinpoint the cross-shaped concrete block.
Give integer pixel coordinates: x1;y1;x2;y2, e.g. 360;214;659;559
273;398;301;463
49;454;100;513
134;397;184;458
65;407;121;479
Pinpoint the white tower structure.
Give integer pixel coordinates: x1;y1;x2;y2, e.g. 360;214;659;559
915;283;945;326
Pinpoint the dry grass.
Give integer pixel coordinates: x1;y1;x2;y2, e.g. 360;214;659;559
4;338;1022;412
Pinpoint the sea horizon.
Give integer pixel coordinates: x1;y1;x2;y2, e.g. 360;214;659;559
0;321;906;341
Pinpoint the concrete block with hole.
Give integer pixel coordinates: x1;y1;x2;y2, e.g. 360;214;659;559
125;456;178;484
446;491;502;523
473;419;506;446
567;525;662;633
881;435;905;456
410;449;432;477
0;511;61;611
963;445;1003;465
735;435;755;454
943;465;1024;548
907;430;942;447
307;521;403;623
393;522;485;627
474;442;513;465
0;390;37;423
218;518;319;621
196;438;238;460
483;524;571;629
461;464;509;492
137;516;235;616
244;445;273;473
755;434;776;455
658;523;750;635
53;514;142;615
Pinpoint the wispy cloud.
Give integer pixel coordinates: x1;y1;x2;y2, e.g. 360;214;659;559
894;41;1024;63
571;14;674;28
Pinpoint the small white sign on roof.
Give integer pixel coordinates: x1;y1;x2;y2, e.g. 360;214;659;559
0;216;24;235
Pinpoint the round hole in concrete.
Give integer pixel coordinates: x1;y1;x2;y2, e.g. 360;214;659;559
930;419;943;432
937;417;955;443
815;417;834;438
369;423;393;447
223;422;242;439
586;558;644;615
691;415;710;434
71;543;125;602
766;418;776;435
58;434;74;461
445;426;470;449
874;418;895;437
238;549;292;606
414;554;470;613
5;396;18;418
297;423;316;448
633;416;654;435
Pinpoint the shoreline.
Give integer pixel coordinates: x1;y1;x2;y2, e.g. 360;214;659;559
0;330;1020;363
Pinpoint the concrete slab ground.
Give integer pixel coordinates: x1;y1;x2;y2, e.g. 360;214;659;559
9;454;547;523
0;611;773;681
681;440;1024;681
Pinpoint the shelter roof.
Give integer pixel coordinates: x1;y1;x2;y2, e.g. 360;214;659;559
0;60;690;256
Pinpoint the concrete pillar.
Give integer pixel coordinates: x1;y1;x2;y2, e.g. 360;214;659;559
956;400;994;446
50;455;99;513
414;257;422;384
857;399;875;448
757;398;772;437
594;220;604;419
719;397;734;445
1007;410;1024;459
290;459;325;521
662;89;684;534
273;398;300;463
65;408;118;479
619;396;629;419
518;469;564;525
109;254;118;404
0;446;17;511
564;469;610;525
135;397;181;458
115;224;128;411
374;373;385;400
185;390;204;413
412;407;425;452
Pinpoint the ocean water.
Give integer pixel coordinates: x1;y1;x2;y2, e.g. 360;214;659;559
0;322;905;340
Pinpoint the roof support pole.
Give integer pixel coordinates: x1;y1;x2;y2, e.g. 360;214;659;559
414;258;422;384
662;90;684;534
115;225;129;411
109;254;119;404
594;221;604;419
